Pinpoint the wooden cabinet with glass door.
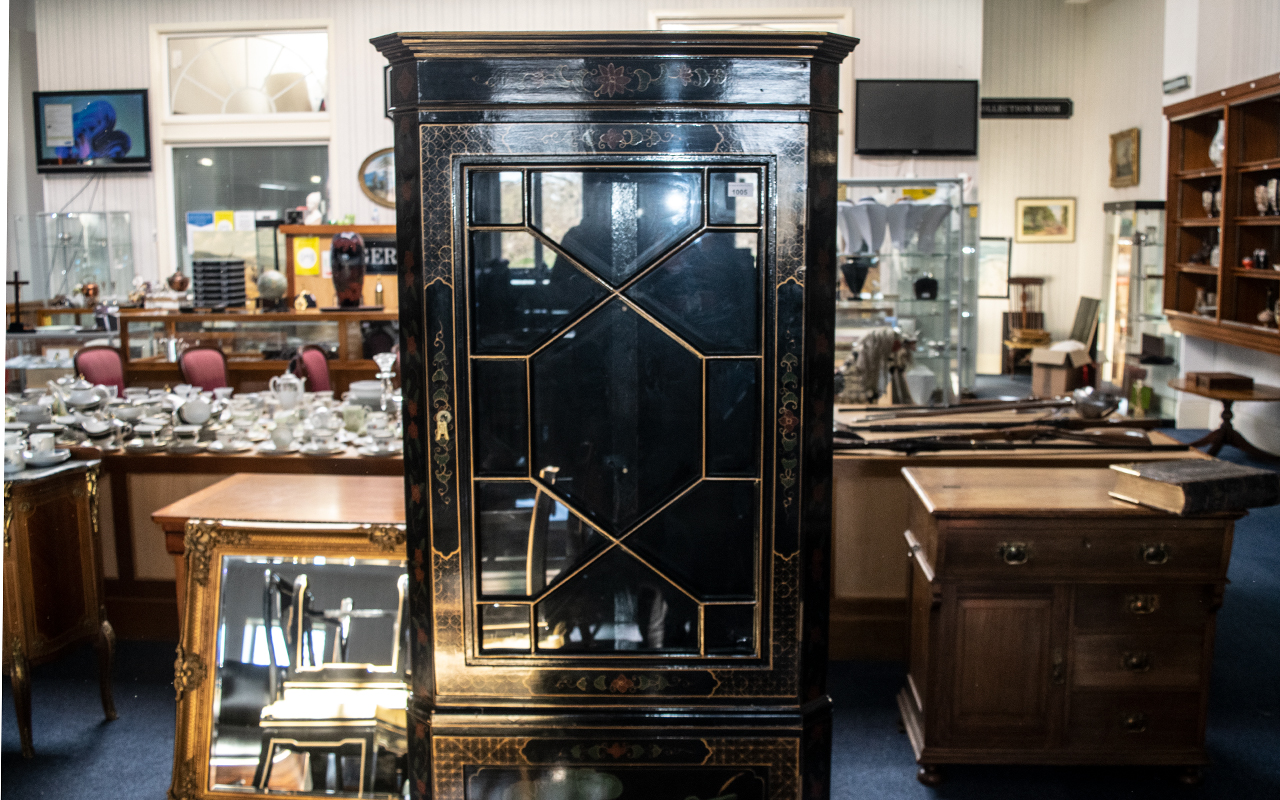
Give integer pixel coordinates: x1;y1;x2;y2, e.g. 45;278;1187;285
1164;72;1280;354
376;30;857;800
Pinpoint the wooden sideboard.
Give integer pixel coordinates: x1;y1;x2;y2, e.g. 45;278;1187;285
897;466;1239;785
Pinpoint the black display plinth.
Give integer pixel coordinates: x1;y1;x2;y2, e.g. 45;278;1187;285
373;31;857;799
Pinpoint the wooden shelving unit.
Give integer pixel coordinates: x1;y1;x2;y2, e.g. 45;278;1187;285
1164;72;1280;354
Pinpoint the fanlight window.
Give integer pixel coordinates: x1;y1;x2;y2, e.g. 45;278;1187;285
167;32;328;115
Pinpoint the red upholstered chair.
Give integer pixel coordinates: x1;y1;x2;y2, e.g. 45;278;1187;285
291;345;332;392
178;346;229;391
73;346;125;394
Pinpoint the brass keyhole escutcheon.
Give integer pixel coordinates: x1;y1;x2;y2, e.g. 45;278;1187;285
1126;594;1160;615
998;542;1028;565
434;410;453;443
1122;711;1148;733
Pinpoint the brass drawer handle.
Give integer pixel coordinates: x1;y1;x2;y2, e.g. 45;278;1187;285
1122;711;1148;733
1121;651;1151;672
998;542;1028;565
1127;594;1160;614
1140;543;1170;565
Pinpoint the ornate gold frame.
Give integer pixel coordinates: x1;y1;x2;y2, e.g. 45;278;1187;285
1109;127;1140;189
359;147;396;208
168;518;407;800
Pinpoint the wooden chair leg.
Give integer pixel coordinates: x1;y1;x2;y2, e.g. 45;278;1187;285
95;617;118;721
9;639;35;758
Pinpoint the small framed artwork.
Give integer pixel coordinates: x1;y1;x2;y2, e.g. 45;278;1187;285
1110;127;1140;188
978;237;1012;298
1015;197;1076;243
359;147;395;209
41;346;73;362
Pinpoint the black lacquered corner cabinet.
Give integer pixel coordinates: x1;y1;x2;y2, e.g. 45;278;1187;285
373;31;856;800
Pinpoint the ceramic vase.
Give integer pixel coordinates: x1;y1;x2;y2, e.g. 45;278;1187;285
1208;119;1225;168
330;231;366;307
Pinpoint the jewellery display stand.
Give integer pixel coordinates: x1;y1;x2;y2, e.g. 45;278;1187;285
375;31;856;799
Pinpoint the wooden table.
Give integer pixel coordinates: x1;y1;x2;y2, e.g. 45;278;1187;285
898;466;1240;785
98;449;401;639
1167;378;1280;462
830;406;1207;659
3;460;116;758
152;473;405;611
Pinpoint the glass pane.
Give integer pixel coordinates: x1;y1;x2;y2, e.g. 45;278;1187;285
532;171;703;286
470;171;523;224
627;232;760;355
168;32;327;115
470;230;607;355
706;360;759;476
475;481;534;597
173;145;328;272
474;481;609;598
704;605;755;655
535;547;698;653
472;360;528;476
210;555;407;797
623;480;757;601
530;299;701;534
709;171;760;225
478;604;530;652
465;766;768;799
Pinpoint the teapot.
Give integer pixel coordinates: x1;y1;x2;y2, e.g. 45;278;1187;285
269;373;305;411
49;377;110;411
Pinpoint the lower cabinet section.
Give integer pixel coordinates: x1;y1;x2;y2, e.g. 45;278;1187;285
418;707;829;800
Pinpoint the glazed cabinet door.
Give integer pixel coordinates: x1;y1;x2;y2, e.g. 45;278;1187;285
937;585;1067;748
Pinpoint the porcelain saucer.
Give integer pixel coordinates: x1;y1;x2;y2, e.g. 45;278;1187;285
207;441;253;454
25;449;72;468
256;441;301;455
299;442;347;456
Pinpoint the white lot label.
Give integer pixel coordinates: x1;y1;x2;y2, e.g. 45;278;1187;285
726;182;755;198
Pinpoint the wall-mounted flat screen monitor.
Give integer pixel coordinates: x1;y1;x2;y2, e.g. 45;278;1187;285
854;80;979;157
33;89;151;173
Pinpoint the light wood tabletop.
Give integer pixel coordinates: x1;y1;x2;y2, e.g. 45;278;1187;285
151;473;404;529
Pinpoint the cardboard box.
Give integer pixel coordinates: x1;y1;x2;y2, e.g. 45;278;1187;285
1030;347;1092;398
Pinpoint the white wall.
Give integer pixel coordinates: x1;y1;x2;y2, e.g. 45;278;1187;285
976;0;1165;375
28;0;983;285
1166;0;1280;448
7;0;44;282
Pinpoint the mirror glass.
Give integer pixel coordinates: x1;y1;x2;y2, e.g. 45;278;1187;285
209;555;409;797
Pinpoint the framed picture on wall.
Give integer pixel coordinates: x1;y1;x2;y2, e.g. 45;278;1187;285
1109;127;1140;188
1015;197;1076;243
978;237;1012;298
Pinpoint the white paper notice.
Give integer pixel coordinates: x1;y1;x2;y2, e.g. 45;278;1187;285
44;104;74;148
321;250;332;279
233;211;256;232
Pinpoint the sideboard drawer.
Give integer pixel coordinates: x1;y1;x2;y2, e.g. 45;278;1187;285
1073;585;1214;632
939;526;1228;580
1072;633;1204;689
1067;691;1202;750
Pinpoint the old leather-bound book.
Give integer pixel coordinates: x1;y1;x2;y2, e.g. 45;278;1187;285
1109;458;1280;515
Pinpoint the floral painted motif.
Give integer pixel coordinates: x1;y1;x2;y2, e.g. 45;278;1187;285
596;127;677;150
430;323;454;503
475;62;729;99
778;352;800;497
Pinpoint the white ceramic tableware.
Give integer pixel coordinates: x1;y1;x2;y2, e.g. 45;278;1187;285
271;422;295;450
179;396;213;425
215;427;236;445
173;384;194;398
270;373;305;411
5;431;24;446
29;433;55;454
342;404;368;432
213;387;234;401
124;387;149;400
81;418;114;439
5;444;26;472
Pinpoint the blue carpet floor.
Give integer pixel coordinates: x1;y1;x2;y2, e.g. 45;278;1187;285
4;431;1278;798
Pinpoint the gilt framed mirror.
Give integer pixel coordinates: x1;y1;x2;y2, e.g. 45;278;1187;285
169;519;408;800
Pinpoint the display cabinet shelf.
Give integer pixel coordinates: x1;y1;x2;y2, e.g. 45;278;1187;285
1163;72;1280;350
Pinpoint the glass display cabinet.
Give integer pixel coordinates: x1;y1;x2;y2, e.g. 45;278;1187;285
15;212;135;302
834;178;976;403
1099;201;1177;416
375;31;856;800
